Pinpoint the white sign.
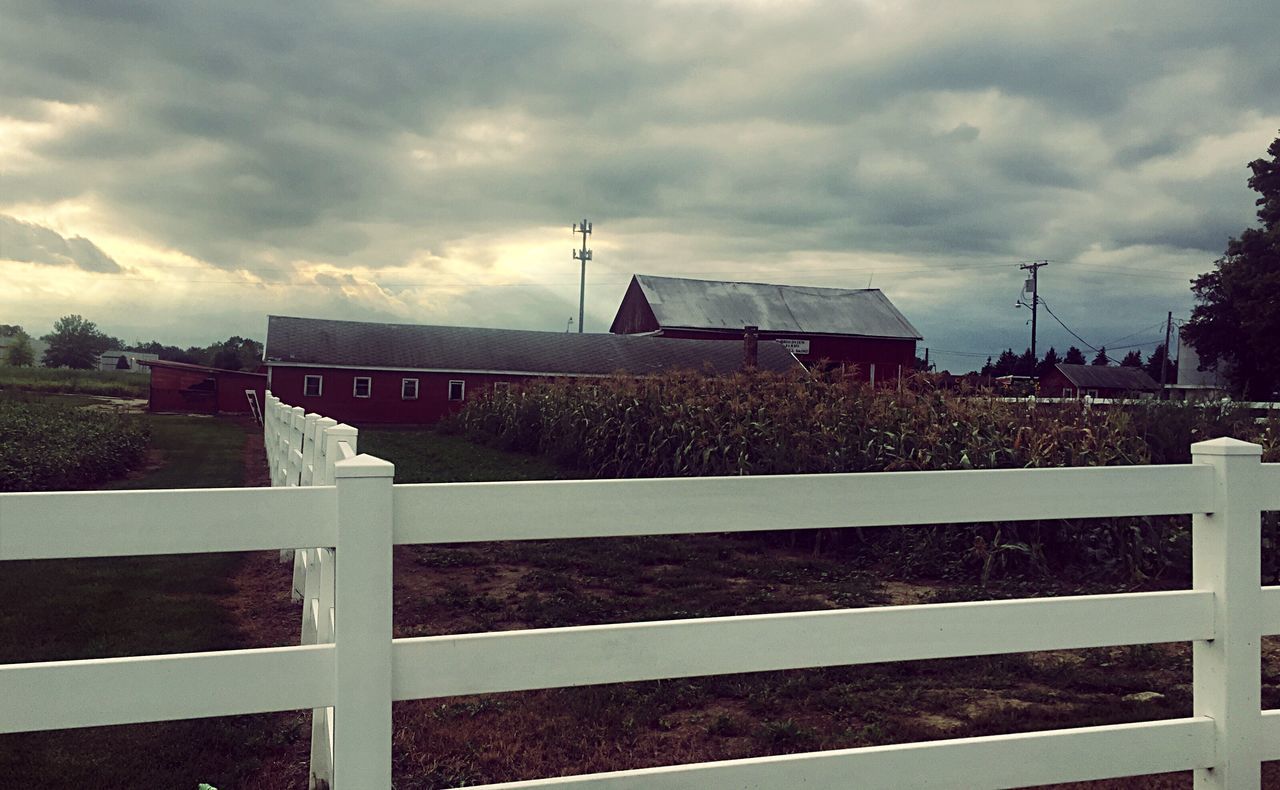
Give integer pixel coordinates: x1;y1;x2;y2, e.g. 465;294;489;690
777;338;810;355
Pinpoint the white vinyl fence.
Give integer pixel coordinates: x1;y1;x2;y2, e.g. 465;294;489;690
3;391;1280;789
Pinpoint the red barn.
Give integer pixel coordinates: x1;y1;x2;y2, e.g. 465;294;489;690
264;315;802;425
1039;363;1160;399
610;274;922;383
139;359;266;415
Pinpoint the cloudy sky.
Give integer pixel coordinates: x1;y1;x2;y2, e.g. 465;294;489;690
2;0;1278;371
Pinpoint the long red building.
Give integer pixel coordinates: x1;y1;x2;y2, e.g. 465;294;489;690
264;315;802;425
610;274;922;383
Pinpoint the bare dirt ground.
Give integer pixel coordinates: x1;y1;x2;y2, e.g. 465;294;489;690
219;424;1280;789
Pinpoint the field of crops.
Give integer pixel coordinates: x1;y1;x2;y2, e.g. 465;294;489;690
0;393;150;491
0;367;148;398
453;371;1279;583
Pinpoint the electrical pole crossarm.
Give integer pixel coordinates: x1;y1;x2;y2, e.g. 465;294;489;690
572;220;592;334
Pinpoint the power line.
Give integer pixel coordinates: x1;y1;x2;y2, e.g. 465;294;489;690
1099;320;1167;348
1037;297;1100;352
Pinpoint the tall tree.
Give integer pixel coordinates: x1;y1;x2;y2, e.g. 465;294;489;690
1063;346;1086;365
6;332;34;366
991;348;1020;377
1091;346;1110;366
1183;132;1280;399
1014;347;1037;377
40;315;113;369
1119;349;1144;367
1145;343;1177;383
1036;347;1060;378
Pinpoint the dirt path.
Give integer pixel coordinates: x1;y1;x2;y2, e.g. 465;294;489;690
221;421;313;787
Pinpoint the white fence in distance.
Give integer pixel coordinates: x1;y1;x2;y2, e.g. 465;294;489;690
1;391;1279;788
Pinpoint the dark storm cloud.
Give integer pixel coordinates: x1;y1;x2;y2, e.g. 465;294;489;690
0;215;122;273
1;0;1277;364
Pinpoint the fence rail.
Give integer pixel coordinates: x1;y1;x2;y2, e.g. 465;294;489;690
0;390;1277;788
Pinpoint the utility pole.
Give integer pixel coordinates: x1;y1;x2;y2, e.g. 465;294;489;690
1018;261;1048;362
572;219;592;334
1160;310;1172;399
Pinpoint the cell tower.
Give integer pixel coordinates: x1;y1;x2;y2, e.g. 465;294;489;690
572;219;592;334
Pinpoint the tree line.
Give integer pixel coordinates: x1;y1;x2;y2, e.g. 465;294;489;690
979;344;1176;382
2;315;262;371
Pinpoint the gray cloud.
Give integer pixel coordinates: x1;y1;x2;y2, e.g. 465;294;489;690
1;0;1277;365
0;215;121;273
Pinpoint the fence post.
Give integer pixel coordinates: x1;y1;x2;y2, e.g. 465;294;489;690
1191;437;1264;790
332;453;394;788
263;392;276;474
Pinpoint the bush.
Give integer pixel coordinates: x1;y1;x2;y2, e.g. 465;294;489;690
0;395;150;491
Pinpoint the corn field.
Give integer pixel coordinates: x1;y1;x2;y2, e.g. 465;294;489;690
452;371;1280;583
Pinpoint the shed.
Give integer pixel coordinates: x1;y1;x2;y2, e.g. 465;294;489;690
609;274;922;383
1039;364;1160;399
138;359;267;415
264;315;802;425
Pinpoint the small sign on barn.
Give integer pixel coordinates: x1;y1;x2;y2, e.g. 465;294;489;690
777;338;810;355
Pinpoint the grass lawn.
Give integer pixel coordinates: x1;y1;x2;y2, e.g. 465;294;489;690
358;427;564;483
0;411;297;789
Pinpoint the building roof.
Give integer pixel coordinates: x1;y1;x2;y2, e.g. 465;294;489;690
1053;363;1159;391
264;315;802;376
616;274;922;339
138;358;267;378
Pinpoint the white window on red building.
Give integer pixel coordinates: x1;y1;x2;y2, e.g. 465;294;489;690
303;375;323;397
448;380;465;401
353;377;372;398
402;378;419;400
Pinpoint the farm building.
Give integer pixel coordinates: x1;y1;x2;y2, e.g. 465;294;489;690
138;359;266;415
609;274;922;383
99;350;159;373
1039;363;1160;399
263;314;801;425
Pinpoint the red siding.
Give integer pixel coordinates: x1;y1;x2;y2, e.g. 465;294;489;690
147;364;266;414
653;329;916;383
608;278;661;334
269;366;534;425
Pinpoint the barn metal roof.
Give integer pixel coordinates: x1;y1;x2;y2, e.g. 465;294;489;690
631;274;923;339
1054;363;1159;391
265;316;802;376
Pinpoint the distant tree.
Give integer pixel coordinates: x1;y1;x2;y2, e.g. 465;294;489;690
40;314;113;369
1035;347;1060;379
1013;347;1036;377
1145;343;1177;383
1091;347;1110;366
1183;131;1280;399
1063;346;1087;365
6;332;34;366
990;348;1019;377
980;356;994;376
1119;349;1144;367
208;336;263;370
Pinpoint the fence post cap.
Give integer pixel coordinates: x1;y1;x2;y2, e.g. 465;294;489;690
334;454;395;478
1191;437;1263;457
